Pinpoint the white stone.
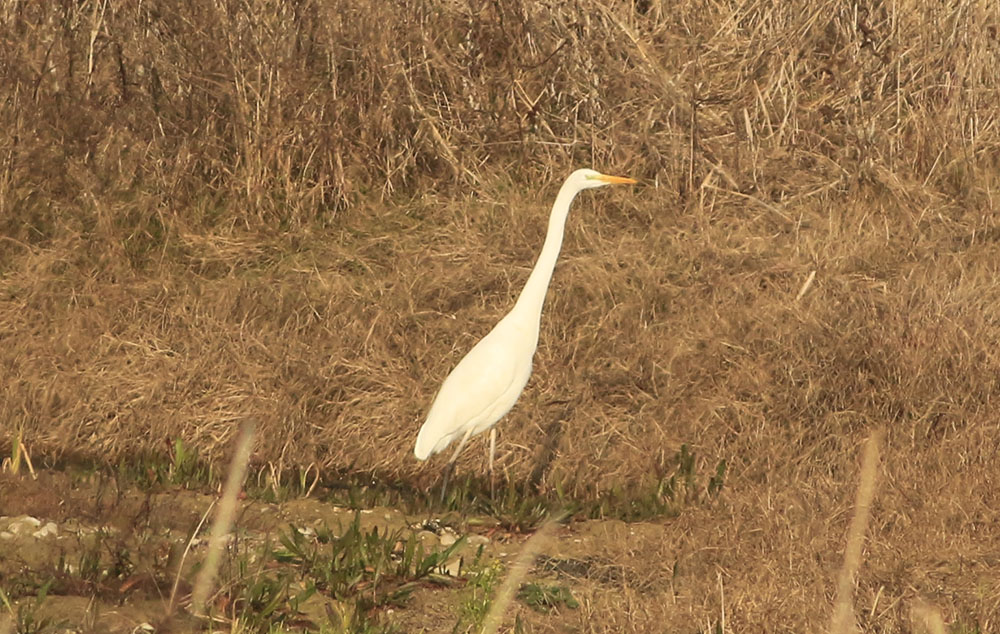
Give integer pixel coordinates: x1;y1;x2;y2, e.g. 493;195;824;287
443;556;462;576
32;522;58;539
8;516;42;534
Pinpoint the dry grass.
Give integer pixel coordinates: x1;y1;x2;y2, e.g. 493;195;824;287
3;0;1000;630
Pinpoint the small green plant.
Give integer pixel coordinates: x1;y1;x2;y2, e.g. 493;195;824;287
6;428;23;474
169;438;211;487
229;560;314;631
708;459;727;497
1;579;56;634
112;444;212;491
275;513;463;607
458;559;504;631
445;476;551;532
516;582;579;613
221;512;464;632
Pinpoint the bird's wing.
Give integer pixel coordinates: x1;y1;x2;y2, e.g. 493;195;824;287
417;320;531;456
444;327;525;416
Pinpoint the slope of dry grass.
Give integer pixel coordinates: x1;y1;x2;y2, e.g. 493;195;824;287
2;0;1000;629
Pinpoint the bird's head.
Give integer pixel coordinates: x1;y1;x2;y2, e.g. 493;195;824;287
570;168;638;190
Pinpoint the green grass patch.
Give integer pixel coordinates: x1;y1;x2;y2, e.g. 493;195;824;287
456;559;504;632
216;512;464;632
44;441;725;527
517;582;579;614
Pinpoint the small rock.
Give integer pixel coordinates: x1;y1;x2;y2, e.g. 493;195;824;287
297;526;316;538
7;516;42;535
413;519;442;533
32;522;58;539
443;556;462;577
417;530;439;548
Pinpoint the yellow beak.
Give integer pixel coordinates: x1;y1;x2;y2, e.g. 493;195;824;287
595;173;638;185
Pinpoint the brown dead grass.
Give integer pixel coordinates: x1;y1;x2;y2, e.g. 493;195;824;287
3;0;1000;630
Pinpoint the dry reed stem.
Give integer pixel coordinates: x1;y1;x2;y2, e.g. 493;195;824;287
830;430;882;634
190;419;256;616
480;511;567;634
796;270;817;302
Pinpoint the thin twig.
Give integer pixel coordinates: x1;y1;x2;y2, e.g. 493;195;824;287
796;270;817;302
166;498;216;616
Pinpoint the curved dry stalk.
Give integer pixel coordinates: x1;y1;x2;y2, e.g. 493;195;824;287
190;419;257;616
480;510;567;634
830;431;882;634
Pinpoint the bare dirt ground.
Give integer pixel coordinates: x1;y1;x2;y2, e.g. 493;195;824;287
1;435;997;634
0;466;717;633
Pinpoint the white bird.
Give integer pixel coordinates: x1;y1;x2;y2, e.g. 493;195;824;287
414;168;637;495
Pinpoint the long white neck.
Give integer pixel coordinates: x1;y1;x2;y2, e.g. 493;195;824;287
510;178;584;330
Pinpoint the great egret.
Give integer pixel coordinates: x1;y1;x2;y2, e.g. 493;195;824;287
414;168;637;495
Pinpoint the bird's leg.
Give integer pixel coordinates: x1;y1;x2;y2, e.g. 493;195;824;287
489;428;496;474
489;428;496;499
441;426;476;503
